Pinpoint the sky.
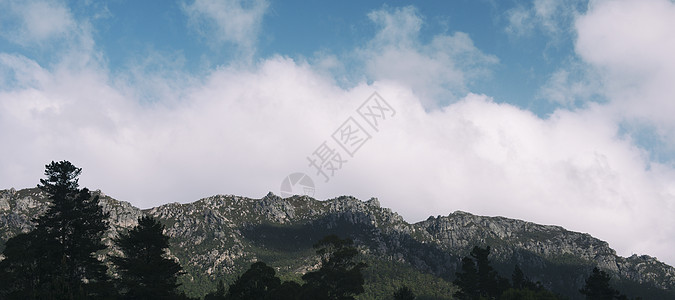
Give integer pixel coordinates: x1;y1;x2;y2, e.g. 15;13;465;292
1;0;674;266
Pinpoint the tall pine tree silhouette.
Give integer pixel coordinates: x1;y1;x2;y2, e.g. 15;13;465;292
113;215;183;299
454;256;480;300
579;267;626;300
0;160;111;299
454;246;510;300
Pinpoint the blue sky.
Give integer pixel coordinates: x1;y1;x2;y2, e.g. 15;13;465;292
1;0;675;266
80;0;579;113
1;0;587;115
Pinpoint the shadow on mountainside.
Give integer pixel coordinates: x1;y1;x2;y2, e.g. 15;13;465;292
239;210;675;300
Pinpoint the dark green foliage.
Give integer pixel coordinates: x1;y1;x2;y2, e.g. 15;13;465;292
267;281;302;300
501;288;561;300
0;161;112;299
510;265;547;291
220;262;303;300
511;265;527;289
209;235;367;300
472;246;510;297
393;285;416;300
112;215;184;299
454;246;508;299
37;161;112;297
39;160;82;197
204;280;227;300
454;257;480;299
300;235;367;300
359;258;456;299
579;267;629;300
225;262;280;300
0;231;41;299
454;246;565;300
502;266;564;300
178;263;236;299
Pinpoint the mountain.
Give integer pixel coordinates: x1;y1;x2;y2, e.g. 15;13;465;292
1;187;674;299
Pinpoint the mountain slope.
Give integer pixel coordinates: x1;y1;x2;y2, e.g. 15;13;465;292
1;188;673;299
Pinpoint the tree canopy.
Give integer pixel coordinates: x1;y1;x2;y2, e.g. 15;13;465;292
393;285;416;300
579;267;630;300
0;160;111;299
112;215;184;300
300;234;368;300
454;246;562;300
225;262;280;300
203;234;367;300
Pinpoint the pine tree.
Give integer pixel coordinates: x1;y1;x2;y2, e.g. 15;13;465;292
453;257;480;300
38;161;112;298
300;235;367;300
0;161;111;299
454;246;510;300
113;215;183;300
0;231;42;299
472;246;508;297
579;267;623;300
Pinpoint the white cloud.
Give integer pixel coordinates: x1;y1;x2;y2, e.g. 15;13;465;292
541;0;675;155
538;60;603;106
0;0;76;45
532;0;564;33
1;1;675;268
2;49;674;265
505;0;584;38
341;93;675;262
367;6;423;48
576;0;675;128
21;1;74;41
505;6;535;36
182;0;269;56
360;6;498;108
575;0;675;160
0;53;52;89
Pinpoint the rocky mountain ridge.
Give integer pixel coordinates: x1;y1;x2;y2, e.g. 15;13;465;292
1;188;673;299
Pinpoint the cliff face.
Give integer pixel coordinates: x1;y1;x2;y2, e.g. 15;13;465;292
1;188;673;299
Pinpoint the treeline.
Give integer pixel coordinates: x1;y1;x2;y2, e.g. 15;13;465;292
202;234;372;300
453;246;561;300
200;234;424;300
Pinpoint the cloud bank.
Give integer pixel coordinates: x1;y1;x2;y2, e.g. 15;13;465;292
0;0;674;265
